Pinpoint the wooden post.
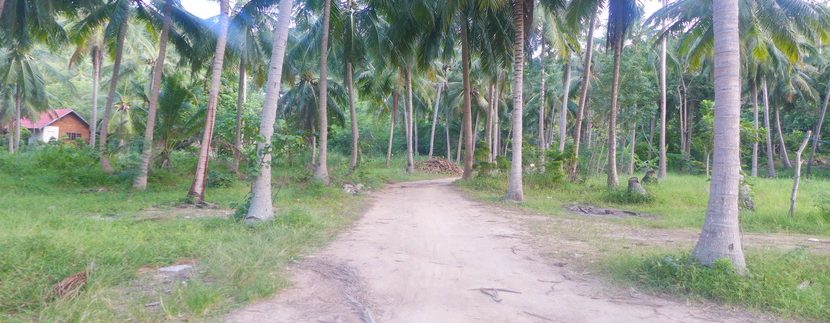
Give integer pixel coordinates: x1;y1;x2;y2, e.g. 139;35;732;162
789;130;812;217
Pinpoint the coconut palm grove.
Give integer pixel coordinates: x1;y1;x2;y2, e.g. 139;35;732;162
2;0;830;321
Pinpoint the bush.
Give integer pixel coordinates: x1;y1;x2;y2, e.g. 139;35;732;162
815;192;830;222
207;169;237;188
603;188;654;204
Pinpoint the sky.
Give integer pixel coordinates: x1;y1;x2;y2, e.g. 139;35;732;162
181;0;664;20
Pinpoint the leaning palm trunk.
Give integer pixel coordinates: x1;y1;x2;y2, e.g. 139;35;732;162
570;10;596;180
134;1;172;190
347;62;359;172
775;106;791;168
99;18;128;173
538;34;547;156
90;46;102;147
429;82;442;158
751;82;759;177
559;63;570;152
505;0;525;201
231;56;247;175
807;81;830;175
187;0;230;203
461;20;474;179
692;0;746;273
313;0;332;184
245;0;294;222
606;33;624;188
762;78;776;177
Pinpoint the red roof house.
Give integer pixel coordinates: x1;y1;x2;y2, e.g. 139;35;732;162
4;109;91;144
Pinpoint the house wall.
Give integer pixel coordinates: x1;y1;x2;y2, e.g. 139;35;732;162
52;114;90;143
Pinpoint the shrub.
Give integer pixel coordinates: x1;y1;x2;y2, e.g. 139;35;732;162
207;169;237;188
603;188;654;204
815;192;830;222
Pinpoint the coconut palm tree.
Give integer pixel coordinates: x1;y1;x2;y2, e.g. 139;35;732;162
133;0;174;190
187;0;230;204
312;0;332;184
245;0;295;222
691;0;746;273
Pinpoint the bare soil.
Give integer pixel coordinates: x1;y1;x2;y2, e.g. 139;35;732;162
226;178;814;322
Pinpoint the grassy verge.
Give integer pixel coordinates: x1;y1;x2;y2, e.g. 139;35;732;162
0;147;440;321
457;173;830;235
605;250;830;321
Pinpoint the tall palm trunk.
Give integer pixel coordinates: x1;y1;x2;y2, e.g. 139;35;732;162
762;78;776;177
231;56;247;175
538;33;547;155
559;63;571;152
751;82;759;177
486;82;494;161
188;0;230;203
607;32;624;188
505;0;525;201
446;105;452;159
13;87;21;152
90;46;102;147
658;0;668;178
99;18;128;173
493;74;501;157
627;121;636;175
692;0;746;273
461;19;474;178
386;90;398;167
0;0;5;18
314;0;332;184
404;67;415;173
570;10;596;180
133;1;172;190
347;61;359;172
245;0;294;222
775;106;791;167
807;81;830;175
428;82;442;158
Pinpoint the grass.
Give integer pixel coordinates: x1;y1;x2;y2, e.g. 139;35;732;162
605;250;830;321
0;146;441;321
458;173;830;235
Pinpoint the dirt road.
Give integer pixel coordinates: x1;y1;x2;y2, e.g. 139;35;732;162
227;178;762;322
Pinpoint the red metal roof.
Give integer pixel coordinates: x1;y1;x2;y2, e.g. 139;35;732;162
18;109;88;129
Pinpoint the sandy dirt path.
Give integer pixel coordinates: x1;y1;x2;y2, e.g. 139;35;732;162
227;178;764;323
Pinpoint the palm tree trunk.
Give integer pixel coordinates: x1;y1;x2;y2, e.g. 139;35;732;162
386;90;398;167
559;63;571;152
313;0;331;184
538;33;547;155
570;10;596;180
461;18;474;179
505;0;525;201
13;87;21;152
428;82;442;158
413;108;419;156
133;0;173;190
648;115;655;160
807;80;830;175
627;122;636;175
347;61;359;172
692;0;746;273
486;82;494;161
245;0;294;222
456;124;463;163
404;67;415;173
493;74;501;157
658;0;668;178
607;32;624;188
445;107;452;159
99;18;128;173
751;81;759;177
0;0;5;18
231;56;247;175
762;78;776;177
775;106;791;168
187;0;230;203
90;46;102;147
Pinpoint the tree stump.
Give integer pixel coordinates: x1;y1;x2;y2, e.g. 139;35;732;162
642;170;658;184
627;177;648;196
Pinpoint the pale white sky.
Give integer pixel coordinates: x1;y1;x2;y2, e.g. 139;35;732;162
181;0;664;20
